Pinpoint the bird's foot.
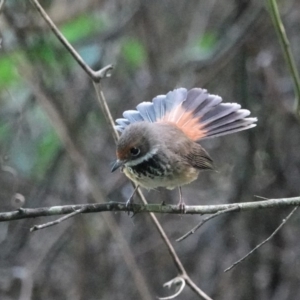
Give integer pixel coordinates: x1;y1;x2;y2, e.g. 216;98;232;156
177;187;186;214
177;200;186;214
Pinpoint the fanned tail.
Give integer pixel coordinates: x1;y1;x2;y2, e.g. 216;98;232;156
115;88;257;141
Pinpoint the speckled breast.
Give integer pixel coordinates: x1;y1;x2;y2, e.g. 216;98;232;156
122;153;199;189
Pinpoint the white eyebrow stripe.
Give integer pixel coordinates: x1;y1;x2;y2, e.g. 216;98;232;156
125;148;158;167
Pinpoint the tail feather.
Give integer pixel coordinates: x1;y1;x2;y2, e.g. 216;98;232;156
193;95;222;118
202;109;250;130
152;95;167;119
162;89;187;122
122;111;144;123
201;103;242;124
116;118;130;126
182;88;208;112
204;119;257;139
165;88;187;112
115;87;257;140
136;102;156;122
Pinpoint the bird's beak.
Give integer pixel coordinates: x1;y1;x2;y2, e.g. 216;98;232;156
111;159;125;172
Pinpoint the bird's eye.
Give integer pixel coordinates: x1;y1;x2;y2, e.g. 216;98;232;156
130;147;140;156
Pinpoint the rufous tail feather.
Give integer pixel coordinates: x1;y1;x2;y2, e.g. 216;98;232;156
115;88;257;141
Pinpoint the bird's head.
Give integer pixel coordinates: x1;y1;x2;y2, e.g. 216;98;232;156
111;122;157;172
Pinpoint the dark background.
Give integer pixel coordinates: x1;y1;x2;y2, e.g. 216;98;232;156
1;0;300;299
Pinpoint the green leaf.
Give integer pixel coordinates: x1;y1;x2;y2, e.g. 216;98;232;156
122;38;146;68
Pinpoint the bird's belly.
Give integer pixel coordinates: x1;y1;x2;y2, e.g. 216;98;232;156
123;163;199;190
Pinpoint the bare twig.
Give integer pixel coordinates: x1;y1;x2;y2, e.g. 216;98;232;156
224;207;298;272
267;0;300;118
93;82;119;143
254;195;269;200
2;196;300;222
30;207;86;232
137;191;213;300
158;276;186;300
30;0;113;82
176;206;239;242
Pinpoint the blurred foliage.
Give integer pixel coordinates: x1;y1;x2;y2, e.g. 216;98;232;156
121;37;146;69
61;14;106;43
33;123;61;179
0;54;21;89
197;32;217;54
0;13;106;90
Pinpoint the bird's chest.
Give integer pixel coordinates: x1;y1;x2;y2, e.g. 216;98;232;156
123;154;170;187
122;153;198;189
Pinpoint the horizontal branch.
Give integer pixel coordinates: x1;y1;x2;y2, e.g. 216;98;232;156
1;196;300;222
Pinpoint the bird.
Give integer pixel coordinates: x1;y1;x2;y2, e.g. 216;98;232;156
111;87;257;209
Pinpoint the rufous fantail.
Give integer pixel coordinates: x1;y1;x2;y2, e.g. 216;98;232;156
112;88;257;207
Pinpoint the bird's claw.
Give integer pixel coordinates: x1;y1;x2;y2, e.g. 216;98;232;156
178;202;186;214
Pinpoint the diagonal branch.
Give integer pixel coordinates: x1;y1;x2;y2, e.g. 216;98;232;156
224;207;298;272
30;0;113;82
30;207;87;232
176;206;239;242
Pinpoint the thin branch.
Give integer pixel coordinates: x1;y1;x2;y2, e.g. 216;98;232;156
2;196;300;222
138;197;213;300
93;82;119;143
30;0;113;82
267;0;300;118
158;276;186;300
30;207;87;232
224;207;298;272
176;206;239;242
185;275;213;300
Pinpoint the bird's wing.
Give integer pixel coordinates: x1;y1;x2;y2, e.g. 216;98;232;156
181;143;214;170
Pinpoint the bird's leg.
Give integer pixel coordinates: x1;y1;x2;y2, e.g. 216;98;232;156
178;187;186;213
126;185;139;208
